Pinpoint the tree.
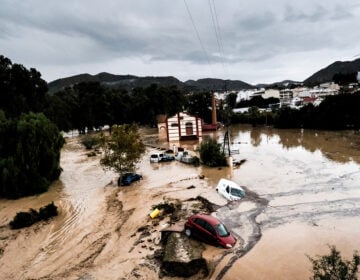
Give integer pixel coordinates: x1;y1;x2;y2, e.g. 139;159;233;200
99;124;145;184
185;91;212;123
43;88;76;132
199;138;227;167
0;112;64;198
0;55;47;118
225;92;238;109
308;245;360;280
333;72;357;85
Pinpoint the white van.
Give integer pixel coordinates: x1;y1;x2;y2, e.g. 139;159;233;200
216;178;245;201
150;153;164;163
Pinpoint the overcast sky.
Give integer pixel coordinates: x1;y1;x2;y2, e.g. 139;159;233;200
1;0;360;85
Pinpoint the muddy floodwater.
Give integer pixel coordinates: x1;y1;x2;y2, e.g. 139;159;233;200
1;125;360;279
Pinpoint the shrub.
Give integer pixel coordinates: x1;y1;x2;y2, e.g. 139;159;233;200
9;202;58;229
38;202;58;220
9;209;39;229
199;138;227;167
308;245;360;280
80;134;99;150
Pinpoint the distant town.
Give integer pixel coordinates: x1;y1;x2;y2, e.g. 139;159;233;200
215;71;360;113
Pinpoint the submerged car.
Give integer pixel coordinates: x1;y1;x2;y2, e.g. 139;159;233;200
118;173;142;186
184;213;237;248
216;178;245;201
160;154;175;162
150;153;164;163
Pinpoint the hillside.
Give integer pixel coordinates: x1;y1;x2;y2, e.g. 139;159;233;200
256;80;302;89
48;73;254;94
184;78;254;91
303;58;360;86
47;72;182;94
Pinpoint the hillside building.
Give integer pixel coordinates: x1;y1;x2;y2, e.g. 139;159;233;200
279;89;293;107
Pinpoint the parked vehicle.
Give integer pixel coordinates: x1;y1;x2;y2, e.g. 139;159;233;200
184;213;236;248
216;178;245;201
118;172;143;186
150;153;164;163
160;154;175;162
175;151;195;164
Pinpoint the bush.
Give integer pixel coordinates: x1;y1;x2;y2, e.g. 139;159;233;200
80;134;99;149
308;245;360;280
9;202;58;229
9;209;39;229
38;202;58;220
199;138;227;167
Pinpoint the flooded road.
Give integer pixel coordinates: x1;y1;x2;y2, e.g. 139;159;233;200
212;126;360;279
0;125;360;279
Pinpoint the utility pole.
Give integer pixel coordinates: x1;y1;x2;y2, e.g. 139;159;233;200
222;126;231;157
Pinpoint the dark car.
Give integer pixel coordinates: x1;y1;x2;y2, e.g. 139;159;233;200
184;213;236;248
160;154;175;162
118;173;142;186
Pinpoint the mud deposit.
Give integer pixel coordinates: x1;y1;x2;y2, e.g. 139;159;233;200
0;125;360;279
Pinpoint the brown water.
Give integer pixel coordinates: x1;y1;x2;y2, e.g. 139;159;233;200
0;125;359;279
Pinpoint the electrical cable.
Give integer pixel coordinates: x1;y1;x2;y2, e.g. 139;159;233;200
209;0;229;82
183;0;215;77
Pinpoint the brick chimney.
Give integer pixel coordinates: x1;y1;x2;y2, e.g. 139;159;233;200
211;92;217;125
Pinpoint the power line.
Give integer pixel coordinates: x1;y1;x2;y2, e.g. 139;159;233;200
209;0;229;81
183;0;214;76
211;0;225;61
208;0;221;55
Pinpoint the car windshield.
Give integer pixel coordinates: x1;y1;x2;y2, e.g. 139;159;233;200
230;188;244;197
216;223;230;237
151;155;158;158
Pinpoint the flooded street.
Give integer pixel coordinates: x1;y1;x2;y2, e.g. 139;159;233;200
0;125;360;279
211;126;360;279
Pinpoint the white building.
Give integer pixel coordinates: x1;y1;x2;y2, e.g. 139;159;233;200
236;88;265;102
165;112;202;142
263;89;280;99
279;89;293;107
298;87;337;98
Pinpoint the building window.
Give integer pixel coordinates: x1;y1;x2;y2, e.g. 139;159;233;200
185;122;193;135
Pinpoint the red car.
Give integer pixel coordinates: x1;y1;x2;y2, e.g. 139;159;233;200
184;213;237;248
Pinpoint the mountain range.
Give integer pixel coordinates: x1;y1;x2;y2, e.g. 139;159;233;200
48;58;360;93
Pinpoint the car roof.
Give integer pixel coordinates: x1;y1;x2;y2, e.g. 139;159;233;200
218;178;244;191
191;213;221;226
123;172;136;176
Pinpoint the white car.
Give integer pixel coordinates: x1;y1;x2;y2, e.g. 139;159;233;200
216;178;245;201
150;153;164;163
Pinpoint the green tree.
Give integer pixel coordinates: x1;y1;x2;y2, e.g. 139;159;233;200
107;88;132;126
308;245;360;280
274;107;301;128
248;106;262;126
0;112;64;198
185;91;212;123
225;92;238;109
199;138;227;167
99;124;145;184
129;84;186;125
333;72;357;85
43;88;76;132
0;55;47;118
